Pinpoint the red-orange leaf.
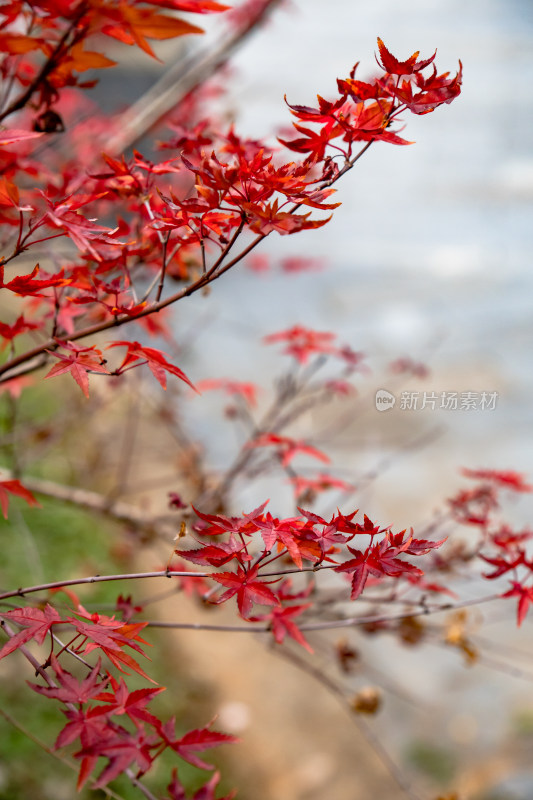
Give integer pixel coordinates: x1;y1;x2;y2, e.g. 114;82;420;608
211;566;279;618
67;43;117;72
0;479;40;519
45;343;110;398
109;341;197;391
0;264;69;296
103;7;204;59
0;604;60;659
376;37;436;76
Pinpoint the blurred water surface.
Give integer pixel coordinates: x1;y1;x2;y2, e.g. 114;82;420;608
172;0;533;484
172;6;533;779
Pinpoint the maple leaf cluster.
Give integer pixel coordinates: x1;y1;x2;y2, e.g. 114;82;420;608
0;31;460;399
449;470;533;626
263;324;365;367
0;0;228;121
0;603;236;791
174;503;446;649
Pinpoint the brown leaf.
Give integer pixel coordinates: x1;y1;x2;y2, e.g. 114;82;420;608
350;686;382;715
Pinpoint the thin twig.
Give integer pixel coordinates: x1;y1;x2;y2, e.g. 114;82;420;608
277;646;425;800
0;470;177;533
0;4;88;123
142;594;502;634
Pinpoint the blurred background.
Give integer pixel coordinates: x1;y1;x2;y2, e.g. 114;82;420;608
2;1;533;798
161;2;533;798
185;0;533;489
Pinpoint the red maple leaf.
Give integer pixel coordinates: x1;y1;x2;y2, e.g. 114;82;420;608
0;315;40;347
0;263;70;296
0;478;40;519
114;593;144;622
376;38;436;76
160;718;237;770
192;502;268;536
42;196;121;259
491;525;533;551
0;603;61;659
211;565;279;618
290;473;355;498
240;199;331;236
502;581;533;627
462;468;533;493
252;602;313;652
263;325;336;363
67;606;153;681
448;485;499;526
91;675;164;726
56;707;113;762
335;530;429;600
166;768;236;800
278;118;342;162
296;507;354;562
194;378;259;406
44;342;111;398
100;6;204;60
28;657;108;704
480;552;526;580
249;512;312;569
246;433;330;466
77;726;154;789
176;535;249;567
109;340;197;391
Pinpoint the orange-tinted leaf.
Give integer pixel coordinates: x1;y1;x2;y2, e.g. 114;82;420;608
376;38;436;76
104;7;204;58
0;176;20;206
68;43;117;72
130;11;203;40
0;31;48;55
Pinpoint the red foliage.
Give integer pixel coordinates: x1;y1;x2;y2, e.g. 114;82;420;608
0;478;40;519
0;10;491;799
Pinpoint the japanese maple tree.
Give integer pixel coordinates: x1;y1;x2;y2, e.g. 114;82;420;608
0;2;528;799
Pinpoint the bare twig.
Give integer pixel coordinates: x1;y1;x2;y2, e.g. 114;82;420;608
277;646;425;800
0;470;178;534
